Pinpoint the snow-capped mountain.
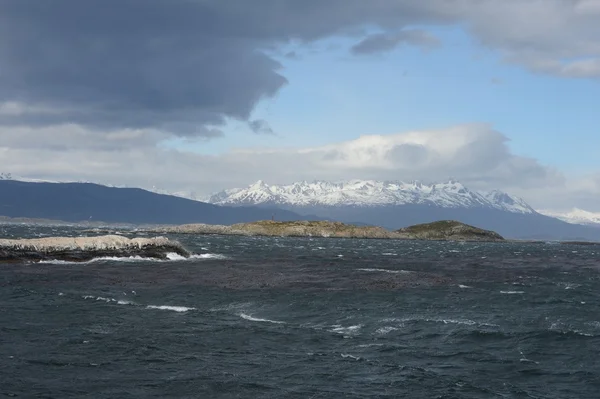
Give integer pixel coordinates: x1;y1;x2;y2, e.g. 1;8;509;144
207;179;536;214
537;208;600;226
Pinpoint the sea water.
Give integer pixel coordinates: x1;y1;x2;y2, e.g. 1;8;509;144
1;224;599;398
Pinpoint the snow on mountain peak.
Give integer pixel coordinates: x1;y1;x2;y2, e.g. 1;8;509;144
537;208;600;226
207;179;536;214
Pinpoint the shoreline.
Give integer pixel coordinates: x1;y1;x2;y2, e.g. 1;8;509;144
1;217;598;245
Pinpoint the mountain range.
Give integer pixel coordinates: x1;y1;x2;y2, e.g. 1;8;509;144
207;179;535;213
0;179;307;225
207;179;600;241
1;177;599;241
537;208;600;226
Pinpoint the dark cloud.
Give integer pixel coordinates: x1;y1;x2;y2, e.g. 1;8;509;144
0;0;598;139
248;119;274;135
351;30;440;55
0;0;454;136
284;51;300;60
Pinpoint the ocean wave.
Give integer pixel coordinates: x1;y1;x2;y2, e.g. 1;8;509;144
239;313;285;324
381;316;497;328
341;354;361;360
41;255;168;264
330;324;363;335
458;284;472;289
191;253;229;260
500;290;525;294
38;252;228;264
82;295;133;305
375;326;398;335
356;268;410;274
146;305;196;312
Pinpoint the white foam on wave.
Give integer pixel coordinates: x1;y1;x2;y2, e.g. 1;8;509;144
330;324;363;335
357;268;410;274
341;354;361;360
381;316;497;328
357;343;384;348
38;252;228;264
550;321;597;337
191;253;229;260
500;290;525;294
559;282;581;290
239;313;285;324
146;305;195;312
41;256;163;264
458;284;472;289
208;301;254;313
440;319;477;326
166;252;187;261
82;295;133;305
375;326;398;335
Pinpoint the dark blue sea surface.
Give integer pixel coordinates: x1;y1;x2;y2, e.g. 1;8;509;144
1;224;600;398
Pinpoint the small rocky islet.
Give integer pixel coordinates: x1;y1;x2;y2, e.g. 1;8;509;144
0;235;189;263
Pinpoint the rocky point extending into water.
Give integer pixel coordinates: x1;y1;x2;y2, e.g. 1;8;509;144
152;220;505;242
0;235;189;263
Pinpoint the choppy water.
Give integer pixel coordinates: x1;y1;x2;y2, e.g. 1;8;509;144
1;224;600;398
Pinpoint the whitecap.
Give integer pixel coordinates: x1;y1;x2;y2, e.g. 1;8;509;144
41;256;161;264
39;252;227;264
357;268;410;274
239;313;285;324
83;295;132;305
331;324;362;335
440;319;477;326
191;253;229;260
146;305;195;312
341;354;361;360
357;343;384;348
166;252;187;261
500;291;525;294
375;326;398;335
458;284;472;289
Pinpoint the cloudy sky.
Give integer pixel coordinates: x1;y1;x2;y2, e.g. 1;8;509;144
1;0;599;211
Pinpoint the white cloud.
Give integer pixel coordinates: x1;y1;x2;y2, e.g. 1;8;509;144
453;0;600;77
2;123;596;211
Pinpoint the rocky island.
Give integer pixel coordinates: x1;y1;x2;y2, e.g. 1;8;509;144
396;220;504;241
0;235;190;263
151;220;505;242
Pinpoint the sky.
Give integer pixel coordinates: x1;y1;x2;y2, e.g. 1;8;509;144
0;0;599;212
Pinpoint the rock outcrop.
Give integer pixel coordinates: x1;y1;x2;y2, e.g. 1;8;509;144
396;220;504;241
154;220;505;242
0;234;189;262
230;220;396;239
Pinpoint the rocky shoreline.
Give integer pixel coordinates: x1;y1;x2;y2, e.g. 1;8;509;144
147;220;506;242
0;235;189;263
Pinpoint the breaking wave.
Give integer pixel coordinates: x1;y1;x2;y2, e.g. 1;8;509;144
356;268;410;274
146;305;196;313
239;313;285;324
38;252;228;264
